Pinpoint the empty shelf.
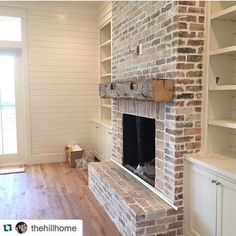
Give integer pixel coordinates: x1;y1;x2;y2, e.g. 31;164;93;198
209;119;236;129
211;5;236;21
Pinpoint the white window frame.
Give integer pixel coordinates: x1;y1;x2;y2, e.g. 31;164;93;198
0;7;30;166
0;8;24;50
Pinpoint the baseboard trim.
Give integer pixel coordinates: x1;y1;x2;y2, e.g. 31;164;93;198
0;153;66;167
0;159;26;167
28;153;66;165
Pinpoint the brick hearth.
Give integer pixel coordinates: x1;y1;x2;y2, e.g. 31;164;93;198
89;161;183;236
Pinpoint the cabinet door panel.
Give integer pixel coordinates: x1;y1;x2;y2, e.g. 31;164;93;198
93;123;99;154
93;123;104;160
97;125;104;159
217;178;236;236
189;165;217;236
104;128;112;161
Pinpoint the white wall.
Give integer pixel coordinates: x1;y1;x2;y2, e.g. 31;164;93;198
0;2;100;163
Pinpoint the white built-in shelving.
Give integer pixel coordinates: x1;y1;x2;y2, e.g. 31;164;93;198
209;119;236;129
205;1;236;158
99;20;112;123
209;85;236;90
100;39;111;48
92;2;112;162
210;46;236;56
101;73;111;78
184;3;236;233
101;56;112;63
211;5;236;20
101;104;111;109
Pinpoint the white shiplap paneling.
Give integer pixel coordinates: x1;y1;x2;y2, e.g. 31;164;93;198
0;2;99;161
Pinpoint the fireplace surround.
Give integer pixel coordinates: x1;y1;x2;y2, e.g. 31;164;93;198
112;99;177;206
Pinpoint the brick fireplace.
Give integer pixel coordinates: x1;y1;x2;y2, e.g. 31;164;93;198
89;1;205;235
112;0;204;206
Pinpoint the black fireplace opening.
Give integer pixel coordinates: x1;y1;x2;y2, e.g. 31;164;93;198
123;113;155;186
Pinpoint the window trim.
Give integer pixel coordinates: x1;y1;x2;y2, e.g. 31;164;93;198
0;7;30;166
0;8;25;49
0;7;25;19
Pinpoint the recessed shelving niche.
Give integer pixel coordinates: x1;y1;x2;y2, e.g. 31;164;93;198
211;1;236;17
205;1;236;160
209;53;236;87
99;21;112;122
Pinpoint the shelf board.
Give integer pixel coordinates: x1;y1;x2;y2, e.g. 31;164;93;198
209;85;236;90
101;57;111;63
211;5;236;21
101;104;111;109
101;73;111;78
210;46;236;56
184;152;236;180
100;40;111;48
91;118;111;129
209;118;236;129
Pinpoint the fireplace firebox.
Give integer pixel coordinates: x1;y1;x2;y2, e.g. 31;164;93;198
123;114;155;186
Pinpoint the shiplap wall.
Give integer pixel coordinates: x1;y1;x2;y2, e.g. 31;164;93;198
0;2;99;163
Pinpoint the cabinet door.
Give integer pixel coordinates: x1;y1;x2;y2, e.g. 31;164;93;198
217;177;236;236
187;165;217;236
104;128;112;161
97;125;104;160
92;123;99;153
93;123;104;160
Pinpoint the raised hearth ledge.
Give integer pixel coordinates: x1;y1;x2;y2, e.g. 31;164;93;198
99;79;174;102
113;160;178;210
88;161;182;236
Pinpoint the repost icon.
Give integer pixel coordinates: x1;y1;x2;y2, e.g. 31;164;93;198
3;224;12;232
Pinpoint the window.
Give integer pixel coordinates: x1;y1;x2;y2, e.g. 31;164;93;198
0;16;21;41
0;9;27;164
0;14;23;155
0;55;17;154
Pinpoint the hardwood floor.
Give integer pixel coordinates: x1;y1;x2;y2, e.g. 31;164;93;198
0;162;120;236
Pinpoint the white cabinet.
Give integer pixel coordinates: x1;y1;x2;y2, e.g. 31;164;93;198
93;123;99;155
217;177;236;236
104;127;112;161
92;120;112;161
93;123;104;159
185;164;217;236
185;159;236;236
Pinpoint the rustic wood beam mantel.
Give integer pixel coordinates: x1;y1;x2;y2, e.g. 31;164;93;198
99;79;174;102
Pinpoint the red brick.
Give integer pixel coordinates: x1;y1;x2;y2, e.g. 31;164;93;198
184;128;201;135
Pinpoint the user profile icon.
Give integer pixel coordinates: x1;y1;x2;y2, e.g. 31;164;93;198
15;222;27;234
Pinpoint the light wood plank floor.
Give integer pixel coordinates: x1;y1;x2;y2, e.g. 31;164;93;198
0;162;120;236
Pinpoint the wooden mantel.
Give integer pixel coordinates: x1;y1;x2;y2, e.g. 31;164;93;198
99;79;174;102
